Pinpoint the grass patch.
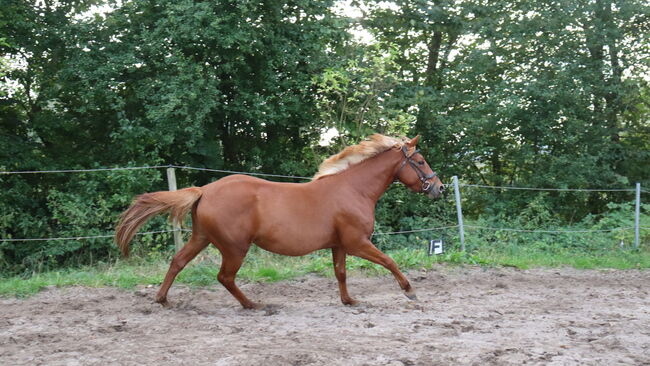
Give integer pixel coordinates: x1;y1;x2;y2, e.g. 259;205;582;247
466;245;650;270
0;258;169;298
1;244;649;298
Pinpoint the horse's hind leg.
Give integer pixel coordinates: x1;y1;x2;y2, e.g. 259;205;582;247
346;239;416;301
332;247;358;306
216;246;259;309
155;233;210;305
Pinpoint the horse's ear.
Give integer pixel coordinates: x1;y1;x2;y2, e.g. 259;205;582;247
407;135;421;147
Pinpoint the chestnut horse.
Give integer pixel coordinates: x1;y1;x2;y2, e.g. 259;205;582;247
115;134;444;308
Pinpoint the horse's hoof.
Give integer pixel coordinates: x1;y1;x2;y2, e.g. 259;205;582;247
154;298;170;307
404;290;418;301
342;299;360;306
242;302;265;310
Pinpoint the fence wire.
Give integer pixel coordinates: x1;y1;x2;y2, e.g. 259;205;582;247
372;225;459;236
4;225;647;243
2;226;458;243
0;165;169;174
2;164;644;192
171;165;312;180
464;225;640;233
459;183;636;192
0;229;184;242
0;165;646;243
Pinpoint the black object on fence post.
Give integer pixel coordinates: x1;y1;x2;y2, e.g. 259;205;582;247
453;176;465;252
166;167;183;251
635;183;641;249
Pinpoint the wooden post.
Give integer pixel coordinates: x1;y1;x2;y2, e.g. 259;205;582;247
635;183;641;249
166;167;183;251
453;176;465;252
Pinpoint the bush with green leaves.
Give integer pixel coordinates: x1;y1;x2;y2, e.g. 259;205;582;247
1;0;649;275
0;169;171;274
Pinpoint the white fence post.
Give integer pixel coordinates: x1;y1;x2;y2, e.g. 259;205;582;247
453;176;465;252
166;167;183;251
635;183;641;249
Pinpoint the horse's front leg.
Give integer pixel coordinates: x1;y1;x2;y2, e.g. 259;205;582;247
345;239;417;301
332;247;358;306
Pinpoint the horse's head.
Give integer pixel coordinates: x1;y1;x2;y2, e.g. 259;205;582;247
394;135;444;199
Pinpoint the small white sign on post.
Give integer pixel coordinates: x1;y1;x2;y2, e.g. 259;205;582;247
429;239;443;256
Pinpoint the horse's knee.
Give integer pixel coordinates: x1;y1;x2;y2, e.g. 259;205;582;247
169;258;186;273
334;266;346;281
382;256;396;267
217;272;232;286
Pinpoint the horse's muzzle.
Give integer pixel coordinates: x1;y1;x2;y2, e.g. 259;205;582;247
426;183;444;199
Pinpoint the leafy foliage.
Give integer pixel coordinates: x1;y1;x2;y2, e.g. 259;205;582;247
1;0;649;274
358;0;650;215
0;0;346;273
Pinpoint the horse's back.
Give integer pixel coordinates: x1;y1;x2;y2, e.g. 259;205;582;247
191;175;258;244
194;175;338;255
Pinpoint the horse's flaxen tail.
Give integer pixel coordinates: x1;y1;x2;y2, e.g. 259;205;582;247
115;187;203;257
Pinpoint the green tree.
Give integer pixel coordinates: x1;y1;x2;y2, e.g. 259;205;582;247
359;0;650;219
314;44;414;147
0;0;346;273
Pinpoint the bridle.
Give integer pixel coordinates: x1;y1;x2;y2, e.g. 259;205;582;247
395;146;437;194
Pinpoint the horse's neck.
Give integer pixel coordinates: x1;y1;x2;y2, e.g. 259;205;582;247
333;149;401;203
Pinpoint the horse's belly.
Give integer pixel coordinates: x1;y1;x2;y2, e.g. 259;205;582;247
252;188;337;255
254;223;334;256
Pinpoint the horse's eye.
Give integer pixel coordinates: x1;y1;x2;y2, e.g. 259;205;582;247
418;161;425;165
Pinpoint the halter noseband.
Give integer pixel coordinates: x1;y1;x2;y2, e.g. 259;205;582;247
396;146;437;194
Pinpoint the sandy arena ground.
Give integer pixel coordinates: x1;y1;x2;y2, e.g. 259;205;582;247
1;266;649;365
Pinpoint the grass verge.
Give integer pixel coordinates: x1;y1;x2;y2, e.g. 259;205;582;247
1;245;649;298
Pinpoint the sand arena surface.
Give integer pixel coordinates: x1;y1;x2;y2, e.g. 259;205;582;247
1;266;649;365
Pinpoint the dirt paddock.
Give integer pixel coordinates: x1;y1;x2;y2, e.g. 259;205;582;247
1;266;649;365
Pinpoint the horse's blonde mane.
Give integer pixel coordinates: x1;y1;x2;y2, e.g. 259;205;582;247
313;134;409;180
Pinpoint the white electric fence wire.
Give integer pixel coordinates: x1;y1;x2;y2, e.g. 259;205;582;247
460;183;635;192
0;166;170;174
4;226;647;243
0;165;313;180
372;225;459;236
0;166;646;242
0;229;187;242
464;225;640;233
2;165;645;193
171;165;311;180
2;227;456;242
